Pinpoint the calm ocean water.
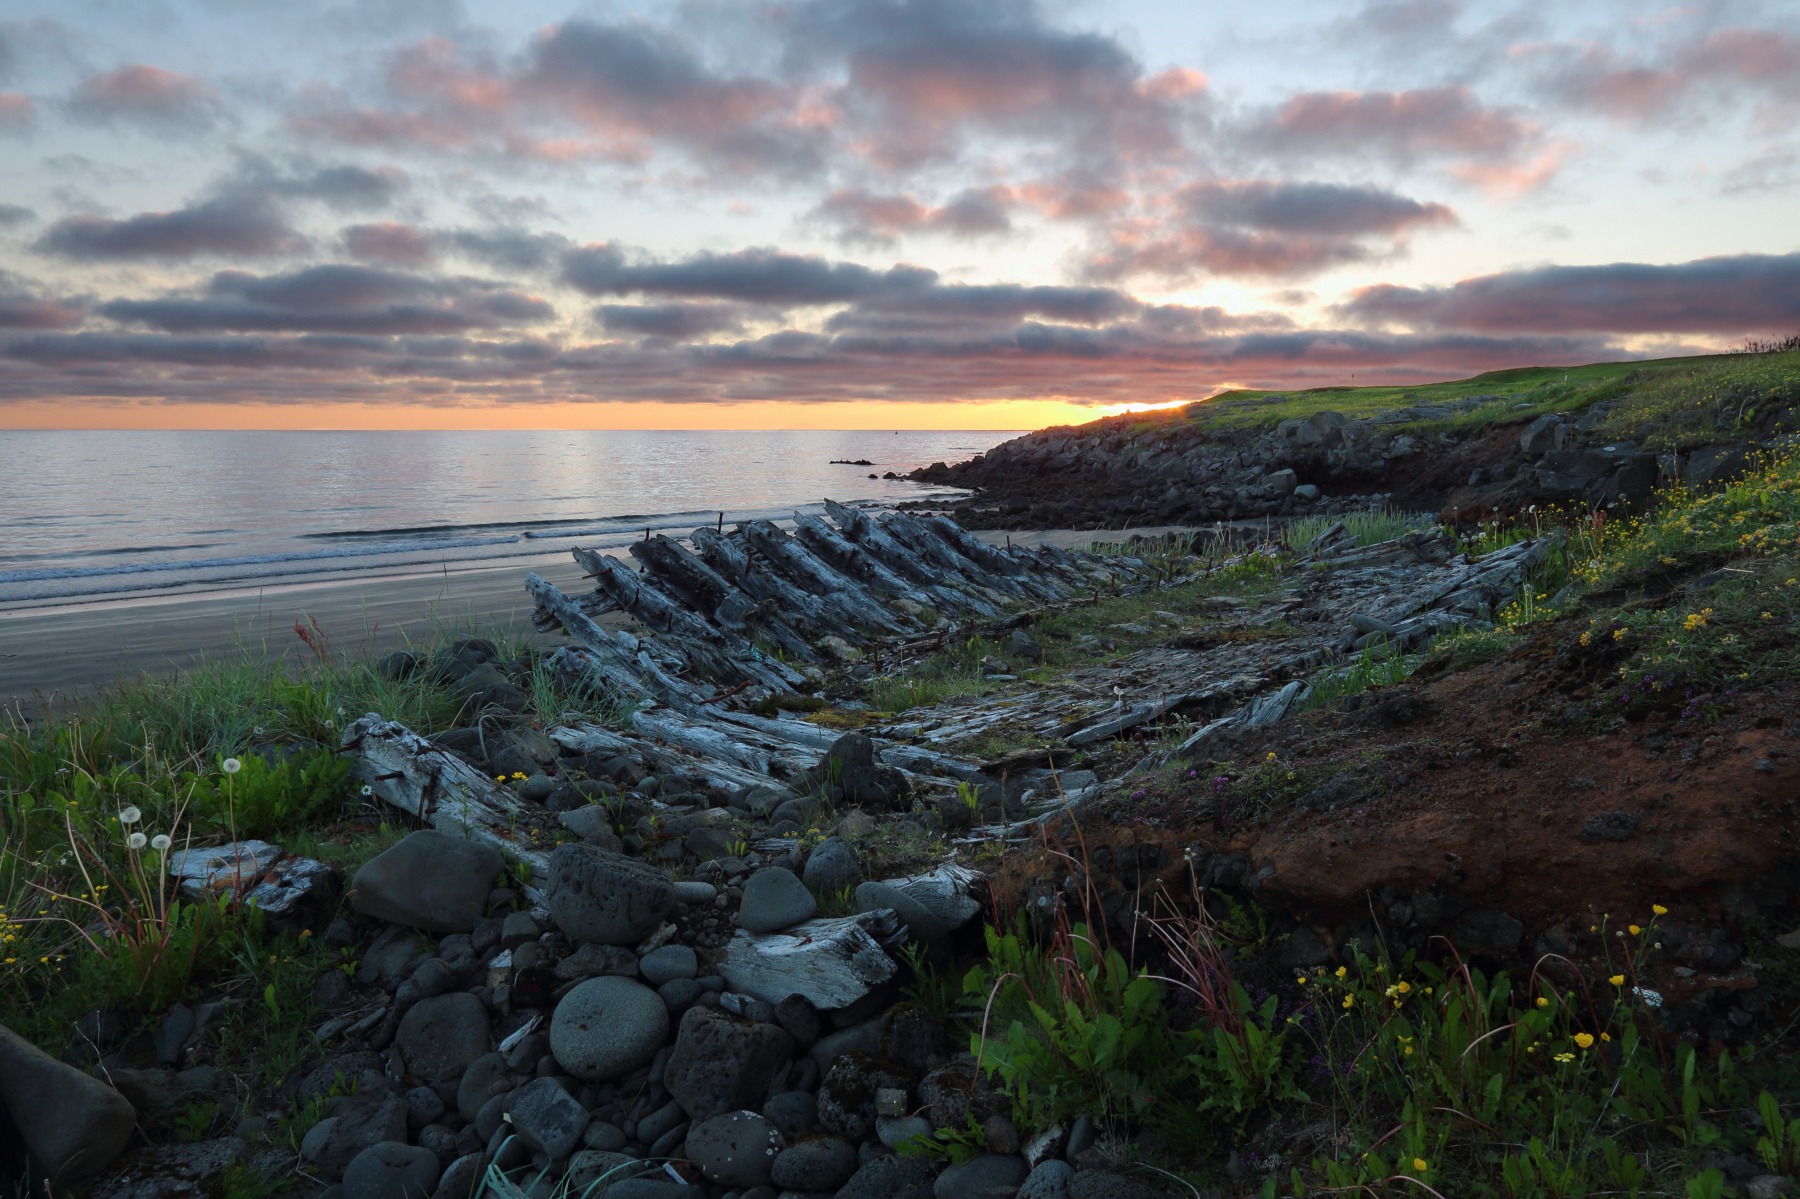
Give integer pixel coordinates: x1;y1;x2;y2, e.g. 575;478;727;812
0;430;1013;609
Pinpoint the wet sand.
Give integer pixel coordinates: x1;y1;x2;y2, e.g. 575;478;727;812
0;524;1195;710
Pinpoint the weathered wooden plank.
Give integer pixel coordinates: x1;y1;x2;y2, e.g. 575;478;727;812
339;714;551;899
741;520;913;636
716;910;907;1011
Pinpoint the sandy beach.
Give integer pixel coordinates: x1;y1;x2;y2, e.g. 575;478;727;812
0;525;1195;711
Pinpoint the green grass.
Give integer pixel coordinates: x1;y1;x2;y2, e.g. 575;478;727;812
1284;505;1435;550
1596;351;1800;451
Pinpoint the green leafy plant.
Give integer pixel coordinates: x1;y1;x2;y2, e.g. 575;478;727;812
180;748;353;840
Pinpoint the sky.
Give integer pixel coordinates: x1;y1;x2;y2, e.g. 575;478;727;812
1;0;1797;430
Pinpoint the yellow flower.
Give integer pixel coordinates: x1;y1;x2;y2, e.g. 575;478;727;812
1536;996;1549;1008
1414;1158;1428;1173
1342;995;1355;1009
1608;974;1625;987
1335;966;1347;979
1652;904;1668;916
1612;627;1626;641
1573;1032;1595;1049
1554;1051;1576;1063
1600;1032;1612;1042
1295;976;1307;986
1628;924;1641;935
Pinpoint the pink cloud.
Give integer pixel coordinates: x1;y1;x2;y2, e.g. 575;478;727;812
70;64;214;126
1265;86;1539;165
342;222;437;267
0;92;34;130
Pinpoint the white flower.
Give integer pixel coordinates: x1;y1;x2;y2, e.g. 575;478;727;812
117;806;141;826
359;784;374;797
222;758;241;775
150;834;172;852
128;833;148;851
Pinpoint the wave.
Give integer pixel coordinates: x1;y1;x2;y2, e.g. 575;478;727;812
0;534;520;585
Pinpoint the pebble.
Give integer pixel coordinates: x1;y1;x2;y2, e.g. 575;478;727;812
934;1152;1028;1199
673;880;718;904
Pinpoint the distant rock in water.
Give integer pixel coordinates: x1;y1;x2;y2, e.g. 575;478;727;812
830;459;875;465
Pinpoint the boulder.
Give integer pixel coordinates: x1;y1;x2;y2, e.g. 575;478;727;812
546;844;676;946
684;1111;784;1187
809;732;906;809
771;1135;860;1191
664;1006;796;1121
350;831;501;934
801;837;860;896
550;976;669;1080
394;993;490;1082
0;1022;136;1185
935;1153;1029;1199
507;1077;589;1161
341;1141;441;1199
738;867;818;934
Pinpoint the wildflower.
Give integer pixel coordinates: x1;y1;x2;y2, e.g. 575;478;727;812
128;833;147;850
151;834;171;851
1295;976;1307;986
496;775;506;783
360;784;374;797
511;771;528;780
1414;1159;1428;1174
1608;974;1625;987
1554;1052;1575;1063
1600;1032;1612;1042
117;805;142;825
1265;751;1277;761
1335;966;1347;979
222;758;241;775
1573;1032;1595;1049
1342;995;1355;1009
1652;904;1668;916
1628;924;1641;936
1536;996;1549;1008
1612;627;1626;641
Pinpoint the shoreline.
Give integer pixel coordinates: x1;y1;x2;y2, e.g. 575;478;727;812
0;523;1201;709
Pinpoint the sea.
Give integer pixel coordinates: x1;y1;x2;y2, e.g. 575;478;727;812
0;429;1015;610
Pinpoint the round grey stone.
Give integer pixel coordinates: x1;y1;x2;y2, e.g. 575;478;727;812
685;1111;783;1187
550;976;669;1081
771;1135;859;1191
672;880;717;904
737;867;817;934
351;831;501;934
801;838;860;896
638;944;698;987
934;1153;1028;1199
547;844;676;947
394;993;490;1082
341;1141;441;1199
1019;1159;1073;1199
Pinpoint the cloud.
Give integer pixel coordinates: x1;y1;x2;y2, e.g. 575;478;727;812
0;91;33;130
1256;86;1540;168
1336;252;1800;334
596;302;750;339
0;270;81;329
37;196;307;261
296;22;823;176
794;0;1207;171
811;186;1014;245
342;221;437;266
1542;27;1800;125
445;228;572;271
563;244;934;305
0;201;33;228
98;264;556;335
67;65;215;129
563;243;1139;328
1089;180;1458;280
280;163;412;211
1720;148;1799;195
